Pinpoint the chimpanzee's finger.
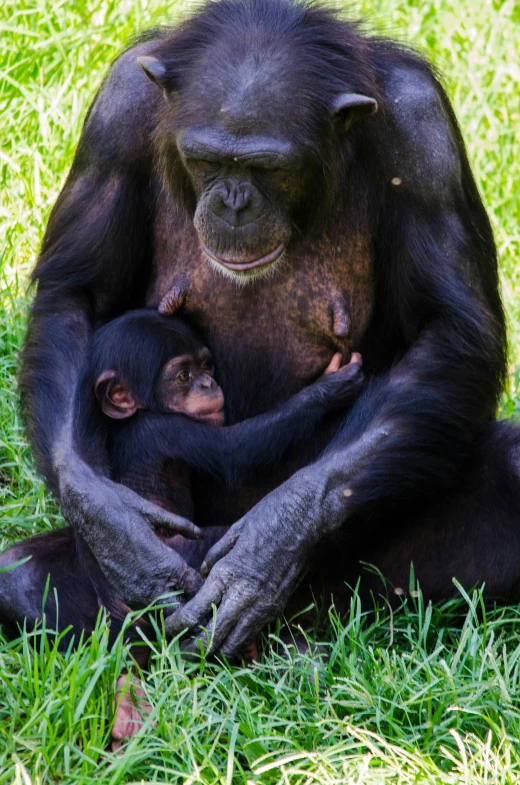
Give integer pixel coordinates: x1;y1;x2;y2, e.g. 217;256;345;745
157;543;204;597
154;514;203;540
322;352;342;376
334;353;362;375
221;612;263;658
164;577;224;635
155;590;186;614
142;505;202;540
180;592;253;655
200;524;243;577
171;557;205;598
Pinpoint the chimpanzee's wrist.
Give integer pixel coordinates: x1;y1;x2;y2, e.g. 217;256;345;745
285;458;353;544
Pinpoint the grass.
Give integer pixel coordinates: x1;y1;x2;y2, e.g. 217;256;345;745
0;0;519;781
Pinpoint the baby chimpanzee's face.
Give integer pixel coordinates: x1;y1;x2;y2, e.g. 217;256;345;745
155;346;225;424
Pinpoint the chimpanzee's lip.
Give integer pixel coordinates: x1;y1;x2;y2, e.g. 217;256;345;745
196;410;225;425
201;242;285;271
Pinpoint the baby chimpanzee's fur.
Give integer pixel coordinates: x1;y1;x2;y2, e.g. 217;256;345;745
80;309;364;520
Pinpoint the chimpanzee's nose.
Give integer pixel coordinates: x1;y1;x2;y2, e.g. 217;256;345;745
222;184;251;213
200;373;215;389
212;181;252;226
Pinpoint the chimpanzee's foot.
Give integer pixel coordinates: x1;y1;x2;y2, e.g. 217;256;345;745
111;674;153;751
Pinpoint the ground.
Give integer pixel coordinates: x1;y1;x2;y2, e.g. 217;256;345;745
1;0;519;782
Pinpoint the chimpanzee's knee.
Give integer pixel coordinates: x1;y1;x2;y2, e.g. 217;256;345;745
0;538;46;635
0;526;104;642
363;420;520;603
289;421;520;613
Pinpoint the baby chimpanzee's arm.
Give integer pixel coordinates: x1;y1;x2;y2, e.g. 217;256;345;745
210;354;365;484
117;354;364;486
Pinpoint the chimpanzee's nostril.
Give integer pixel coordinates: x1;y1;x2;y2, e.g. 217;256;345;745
222;184;250;213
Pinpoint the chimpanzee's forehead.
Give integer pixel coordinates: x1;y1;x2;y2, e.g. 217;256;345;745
197;346;212;361
179;44;318;139
161;346;212;370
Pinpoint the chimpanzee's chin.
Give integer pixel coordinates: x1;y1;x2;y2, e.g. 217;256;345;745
198;411;225;425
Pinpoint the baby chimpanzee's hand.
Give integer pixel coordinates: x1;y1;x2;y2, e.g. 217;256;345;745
322;351;361;376
314;352;364;411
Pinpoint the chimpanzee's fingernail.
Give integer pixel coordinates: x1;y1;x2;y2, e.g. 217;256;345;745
183;524;202;538
200;561;208;577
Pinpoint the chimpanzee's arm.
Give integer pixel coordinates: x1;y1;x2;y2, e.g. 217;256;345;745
20;43;204;607
214;358;364;482
167;66;507;653
117;356;364;485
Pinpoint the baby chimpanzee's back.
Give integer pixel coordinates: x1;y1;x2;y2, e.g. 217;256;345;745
78;309;222;518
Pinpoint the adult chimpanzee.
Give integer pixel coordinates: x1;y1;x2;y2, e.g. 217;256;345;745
15;0;520;657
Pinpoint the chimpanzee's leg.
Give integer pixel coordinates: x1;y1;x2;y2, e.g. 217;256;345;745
162;527;229;570
0;523;230;749
0;526;120;644
297;421;520;614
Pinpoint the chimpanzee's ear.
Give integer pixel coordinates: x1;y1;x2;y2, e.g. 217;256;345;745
137;55;168;89
331;93;378;132
94;370;139;420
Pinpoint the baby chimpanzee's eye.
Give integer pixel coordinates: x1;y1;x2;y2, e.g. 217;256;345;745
201;359;214;374
176;370;190;383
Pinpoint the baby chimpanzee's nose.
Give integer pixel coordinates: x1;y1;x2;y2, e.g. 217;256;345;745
200;373;215;389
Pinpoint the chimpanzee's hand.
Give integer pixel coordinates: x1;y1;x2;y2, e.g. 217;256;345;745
164;417;393;655
313;352;364;412
59;449;203;607
164;477;330;656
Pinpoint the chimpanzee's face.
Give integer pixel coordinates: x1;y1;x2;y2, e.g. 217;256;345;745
139;49;317;282
155;347;225;424
138;41;376;283
177;126;303;282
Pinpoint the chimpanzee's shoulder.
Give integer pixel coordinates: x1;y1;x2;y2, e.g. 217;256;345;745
80;35;167;165
379;56;463;200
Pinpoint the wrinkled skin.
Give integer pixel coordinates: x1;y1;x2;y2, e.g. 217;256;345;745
58;443;204;607
166;428;386;653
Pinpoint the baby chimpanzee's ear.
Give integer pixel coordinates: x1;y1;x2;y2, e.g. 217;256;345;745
94;370;139;419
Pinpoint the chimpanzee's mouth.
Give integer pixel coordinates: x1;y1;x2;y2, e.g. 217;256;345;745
201;242;285;271
196;410;225;425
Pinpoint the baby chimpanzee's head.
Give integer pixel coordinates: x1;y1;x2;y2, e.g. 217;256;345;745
89;310;225;424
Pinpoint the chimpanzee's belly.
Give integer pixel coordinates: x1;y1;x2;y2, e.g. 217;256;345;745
146;203;375;524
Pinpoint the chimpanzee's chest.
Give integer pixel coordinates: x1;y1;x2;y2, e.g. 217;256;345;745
146;204;375;524
146;207;375;392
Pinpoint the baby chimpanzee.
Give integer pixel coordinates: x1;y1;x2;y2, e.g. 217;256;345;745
0;309;363;747
84;310;363;523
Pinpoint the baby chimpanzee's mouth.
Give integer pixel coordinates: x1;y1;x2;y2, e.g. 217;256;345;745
197;409;225;425
201;242;285;271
